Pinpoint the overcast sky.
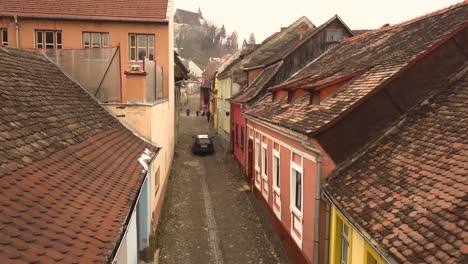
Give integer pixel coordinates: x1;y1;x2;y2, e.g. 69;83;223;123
174;0;461;43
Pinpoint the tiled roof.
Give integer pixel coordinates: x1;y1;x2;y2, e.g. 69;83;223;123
245;1;468;136
230;61;283;104
0;0;168;22
218;45;259;76
0;47;158;263
202;61;221;88
324;69;468;263
241;16;315;69
174;9;205;26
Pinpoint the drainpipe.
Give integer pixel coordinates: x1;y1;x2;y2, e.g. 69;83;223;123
301;140;323;264
14;15;19;48
323;200;331;264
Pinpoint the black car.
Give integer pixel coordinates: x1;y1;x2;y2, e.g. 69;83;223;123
192;134;215;155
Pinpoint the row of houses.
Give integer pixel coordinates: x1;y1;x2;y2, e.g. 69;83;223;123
206;2;467;263
0;0;190;263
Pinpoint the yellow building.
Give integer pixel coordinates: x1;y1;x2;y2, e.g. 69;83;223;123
329;206;386;264
212;72;219;128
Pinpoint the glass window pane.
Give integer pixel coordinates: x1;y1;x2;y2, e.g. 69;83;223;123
56;32;62;45
45;32;54;49
138;48;146;61
36;31;43;48
83;32;90;48
295;171;302;210
130;34;136;47
2;29;8;45
130;47;136;61
148;48;154;61
137;35;147;48
102;33;109;47
92;33;101;48
45;32;54;44
148;35;154;47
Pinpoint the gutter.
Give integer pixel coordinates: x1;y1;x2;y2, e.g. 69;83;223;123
13;15;19;48
3;12;169;23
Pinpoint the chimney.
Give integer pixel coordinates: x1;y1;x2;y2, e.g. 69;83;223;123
123;65;147;103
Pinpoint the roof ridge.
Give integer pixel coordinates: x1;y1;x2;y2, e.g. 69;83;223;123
343;0;468;42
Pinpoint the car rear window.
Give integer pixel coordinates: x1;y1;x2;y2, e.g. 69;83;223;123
198;138;211;144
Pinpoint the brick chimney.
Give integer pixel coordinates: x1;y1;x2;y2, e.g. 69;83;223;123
123;65;147;103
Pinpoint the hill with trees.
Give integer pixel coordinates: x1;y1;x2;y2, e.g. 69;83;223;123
175;8;239;68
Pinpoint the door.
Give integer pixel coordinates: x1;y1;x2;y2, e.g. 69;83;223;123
247;138;254;184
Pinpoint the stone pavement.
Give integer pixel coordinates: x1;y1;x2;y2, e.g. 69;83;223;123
156;93;289;264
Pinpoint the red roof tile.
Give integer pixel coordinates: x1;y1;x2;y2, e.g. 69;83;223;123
0;47;158;263
0;0;168;22
245;2;468;136
324;69;468;263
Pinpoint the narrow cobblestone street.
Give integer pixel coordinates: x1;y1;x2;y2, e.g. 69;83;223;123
157;93;288;264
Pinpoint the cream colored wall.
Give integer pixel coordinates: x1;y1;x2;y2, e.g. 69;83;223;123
103;101;172;218
217;75;232;135
105;104;152;139
0;17;170;99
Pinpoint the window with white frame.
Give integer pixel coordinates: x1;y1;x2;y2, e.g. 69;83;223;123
340;222;350;264
292;166;302;211
35;30;62;49
255;141;260;170
273;150;280;189
262;144;268;177
1;29;7;46
129;34;155;61
83;32;109;48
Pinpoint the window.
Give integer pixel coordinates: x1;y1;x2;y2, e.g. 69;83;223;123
255;141;260;169
83;32;109;48
262;144;268;177
294;169;302;210
340;222;350;264
1;29;7;46
310;90;321;105
273;151;280;189
35;30;62;49
327;29;343;42
129;34;155;61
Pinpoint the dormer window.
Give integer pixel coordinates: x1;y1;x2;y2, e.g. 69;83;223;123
272;91;277;102
287;90;295;104
309;91;320;105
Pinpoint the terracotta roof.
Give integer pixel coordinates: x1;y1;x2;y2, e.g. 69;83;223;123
0;47;158;263
324;69;468;263
245;1;468;135
201;60;221;88
230;61;283;104
0;0;168;22
241;16;315;69
218;45;259;75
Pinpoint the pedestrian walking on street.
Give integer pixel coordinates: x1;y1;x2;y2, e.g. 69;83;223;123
196;110;199;117
186;109;190;116
206;110;211;123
